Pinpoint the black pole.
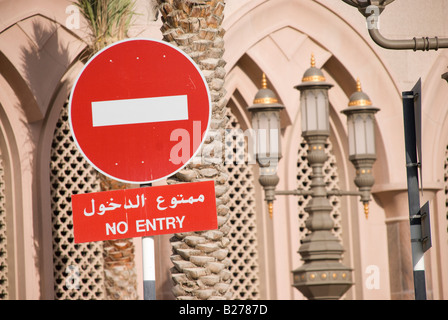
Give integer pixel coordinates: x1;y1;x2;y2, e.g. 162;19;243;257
402;91;427;300
140;183;155;300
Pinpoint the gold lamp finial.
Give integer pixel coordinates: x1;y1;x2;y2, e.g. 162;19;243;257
301;54;326;82
356;78;362;92
348;78;373;107
262;73;267;89
364;203;369;219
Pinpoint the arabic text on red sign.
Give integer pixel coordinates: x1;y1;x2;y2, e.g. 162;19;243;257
71;180;217;243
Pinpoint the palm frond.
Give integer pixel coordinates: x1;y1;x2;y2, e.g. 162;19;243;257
75;0;136;55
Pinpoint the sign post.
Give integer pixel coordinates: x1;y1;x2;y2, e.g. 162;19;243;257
142;236;156;300
69;38;213;300
140;183;155;301
402;79;431;300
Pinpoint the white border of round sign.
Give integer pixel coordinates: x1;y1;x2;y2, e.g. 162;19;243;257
68;38;212;184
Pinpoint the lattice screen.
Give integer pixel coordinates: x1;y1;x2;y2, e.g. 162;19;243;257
0;158;7;299
296;138;342;240
50;101;105;299
224;107;260;300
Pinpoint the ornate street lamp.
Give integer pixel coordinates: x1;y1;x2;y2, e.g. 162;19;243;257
291;56;352;300
342;79;380;218
248;55;380;299
248;73;285;219
343;0;448;51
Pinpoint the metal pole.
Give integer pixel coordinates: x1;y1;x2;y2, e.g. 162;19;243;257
142;236;156;300
348;3;448;51
368;26;448;51
402;91;427;300
292;134;353;300
140;183;156;300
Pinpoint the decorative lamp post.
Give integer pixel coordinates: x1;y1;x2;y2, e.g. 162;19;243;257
291;55;352;300
248;74;285;218
248;55;380;300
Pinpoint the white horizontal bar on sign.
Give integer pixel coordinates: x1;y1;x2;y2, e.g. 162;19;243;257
91;94;189;127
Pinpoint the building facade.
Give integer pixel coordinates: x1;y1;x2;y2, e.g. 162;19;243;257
0;0;447;300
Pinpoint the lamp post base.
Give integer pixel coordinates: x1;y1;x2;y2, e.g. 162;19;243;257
292;262;353;300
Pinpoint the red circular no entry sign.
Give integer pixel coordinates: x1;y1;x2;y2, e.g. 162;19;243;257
69;38;211;184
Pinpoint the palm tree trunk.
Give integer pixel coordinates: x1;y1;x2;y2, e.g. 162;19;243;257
76;0;138;300
157;0;231;300
99;175;138;300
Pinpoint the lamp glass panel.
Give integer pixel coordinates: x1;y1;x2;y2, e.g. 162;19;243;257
316;90;329;131
347;116;356;156
365;115;375;154
256;112;269;159
300;93;307;132
251;112;259;131
269;112;281;159
354;115;367;155
305;90;318;131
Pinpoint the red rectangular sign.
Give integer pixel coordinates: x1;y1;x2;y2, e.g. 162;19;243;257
71;180;217;243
